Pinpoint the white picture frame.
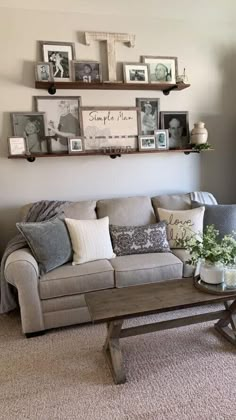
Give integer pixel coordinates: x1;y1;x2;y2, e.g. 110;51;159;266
8;137;27;156
123;63;149;83
40;41;76;81
138;135;156;151
154;129;169;150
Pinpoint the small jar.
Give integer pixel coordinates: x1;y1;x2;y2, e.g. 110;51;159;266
224;265;236;289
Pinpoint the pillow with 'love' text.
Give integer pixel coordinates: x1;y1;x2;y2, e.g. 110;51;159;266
157;207;205;249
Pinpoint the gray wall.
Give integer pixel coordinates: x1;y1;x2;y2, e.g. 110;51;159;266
0;0;236;255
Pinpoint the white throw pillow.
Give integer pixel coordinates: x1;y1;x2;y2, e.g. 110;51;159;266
157;207;205;249
65;216;116;264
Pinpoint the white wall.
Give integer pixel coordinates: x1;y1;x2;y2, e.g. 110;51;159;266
0;0;236;255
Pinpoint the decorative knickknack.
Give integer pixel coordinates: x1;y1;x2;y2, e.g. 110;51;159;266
200;261;224;285
190;121;208;145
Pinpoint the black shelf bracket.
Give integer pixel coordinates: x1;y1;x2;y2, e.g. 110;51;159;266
26;156;36;162
48;84;57;95
109;154;121;159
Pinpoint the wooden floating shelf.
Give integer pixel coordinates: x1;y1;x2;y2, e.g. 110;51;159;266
35;81;190;95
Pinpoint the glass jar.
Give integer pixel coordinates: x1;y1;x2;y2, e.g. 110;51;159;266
224;265;236;289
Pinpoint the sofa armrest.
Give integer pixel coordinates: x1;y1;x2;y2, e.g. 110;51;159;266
5;248;44;334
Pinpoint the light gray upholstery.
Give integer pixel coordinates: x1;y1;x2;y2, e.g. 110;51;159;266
109;253;183;288
171;249;195;278
152;193;191;220
63;200;97;220
96;196;156;225
39;260;114;300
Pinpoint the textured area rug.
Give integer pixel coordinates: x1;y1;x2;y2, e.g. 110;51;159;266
0;307;236;420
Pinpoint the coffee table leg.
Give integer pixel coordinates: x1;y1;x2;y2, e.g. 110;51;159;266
103;320;126;384
215;300;236;345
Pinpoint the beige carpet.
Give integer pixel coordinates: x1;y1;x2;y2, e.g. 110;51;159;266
0;307;236;420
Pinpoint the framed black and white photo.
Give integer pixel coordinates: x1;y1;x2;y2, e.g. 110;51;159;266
72;61;102;83
40;41;76;81
35;96;81;153
160;111;190;149
47;136;68;154
35;62;54;82
11;112;48;154
142;56;178;84
8;137;27;156
136;98;160;135
68;137;85;154
138;135;156;151
123;63;149;83
154;129;169;150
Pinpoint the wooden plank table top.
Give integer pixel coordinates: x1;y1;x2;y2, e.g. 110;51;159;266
85;277;236;323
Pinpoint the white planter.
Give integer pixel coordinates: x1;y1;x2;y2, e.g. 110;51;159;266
200;262;224;284
190;122;208;145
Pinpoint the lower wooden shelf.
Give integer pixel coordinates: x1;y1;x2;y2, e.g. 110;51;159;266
8;148;204;162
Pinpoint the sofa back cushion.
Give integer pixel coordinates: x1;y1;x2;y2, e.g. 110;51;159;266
96;196;156;226
152;193;191;220
63;201;97;220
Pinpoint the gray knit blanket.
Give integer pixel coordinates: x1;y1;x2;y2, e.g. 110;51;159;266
0;200;71;314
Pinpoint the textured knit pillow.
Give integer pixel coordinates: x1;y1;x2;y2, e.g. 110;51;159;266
65;216;116;265
16;216;72;275
109;221;170;256
192;201;236;239
157;207;205;249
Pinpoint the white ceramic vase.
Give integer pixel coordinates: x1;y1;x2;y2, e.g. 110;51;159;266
200;261;224;284
190;122;208;145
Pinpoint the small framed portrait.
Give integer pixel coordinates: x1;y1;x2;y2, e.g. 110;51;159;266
142;56;178;84
8;137;27;156
123;63;149;83
72;61;102;83
40;41;76;81
11;112;48;154
160;111;190;149
138;135;156;151
68;137;85;154
136;98;160;135
154;129;169;150
35;62;54;82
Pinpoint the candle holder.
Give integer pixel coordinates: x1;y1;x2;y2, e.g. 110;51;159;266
224;265;236;289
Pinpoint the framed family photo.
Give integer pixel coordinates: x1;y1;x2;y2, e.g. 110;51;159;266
138;135;156;151
40;41;76;81
142;56;178;84
35;62;54;82
68;137;85;154
123;63;149;83
35;96;81;153
8;137;27;156
154;129;169;150
160;111;189;149
11;112;48;154
136;98;160;135
72;61;102;83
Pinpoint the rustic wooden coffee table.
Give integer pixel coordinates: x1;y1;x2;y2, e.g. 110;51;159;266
85;278;236;384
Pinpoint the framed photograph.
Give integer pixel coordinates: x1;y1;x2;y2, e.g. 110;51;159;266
136;98;160;135
35;96;81;153
138;135;156;151
81;107;138;151
11;112;48;154
35;62;54;82
142;56;178;84
8;137;27;156
47;136;68;154
154;129;169;150
123;63;149;83
72;61;102;83
40;41;76;81
160;111;190;149
68;137;85;154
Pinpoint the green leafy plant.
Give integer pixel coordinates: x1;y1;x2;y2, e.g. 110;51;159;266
175;224;236;266
192;142;212;152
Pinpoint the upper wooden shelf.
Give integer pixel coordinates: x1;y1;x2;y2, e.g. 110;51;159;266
35;81;190;95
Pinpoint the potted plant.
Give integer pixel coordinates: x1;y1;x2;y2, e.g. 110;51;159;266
176;225;236;285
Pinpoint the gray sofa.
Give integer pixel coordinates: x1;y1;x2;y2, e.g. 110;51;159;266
4;192;204;337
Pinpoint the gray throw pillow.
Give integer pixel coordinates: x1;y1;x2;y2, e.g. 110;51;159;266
109;221;170;257
192;201;236;238
16;216;72;275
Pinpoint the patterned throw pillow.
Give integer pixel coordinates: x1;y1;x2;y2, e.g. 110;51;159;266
109;222;170;257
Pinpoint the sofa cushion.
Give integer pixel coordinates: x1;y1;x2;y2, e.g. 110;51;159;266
171;249;195;278
39;260;114;299
110;221;170;256
109;253;183;288
63;200;97;220
96;196;156;226
16;216;72;275
156;207;205;248
65;216;115;264
152;193;191;220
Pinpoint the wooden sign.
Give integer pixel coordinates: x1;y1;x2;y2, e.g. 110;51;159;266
84;32;136;82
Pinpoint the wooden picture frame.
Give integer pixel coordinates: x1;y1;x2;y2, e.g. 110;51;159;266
8;137;27;156
123;63;149;83
11;112;48;154
68;137;85;154
136;98;160;135
160;111;190;149
35;62;54;82
138;135;156;151
72;61;102;83
39;40;76;81
141;56;178;84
